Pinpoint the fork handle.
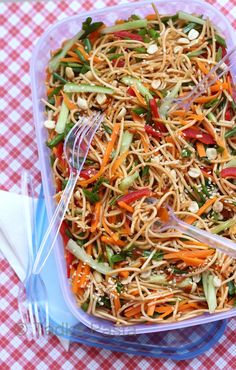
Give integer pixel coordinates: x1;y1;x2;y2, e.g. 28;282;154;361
32;172;78;274
175;218;236;258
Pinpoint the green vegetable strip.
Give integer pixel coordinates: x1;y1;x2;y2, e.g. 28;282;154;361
48;30;84;72
119;171;139;192
210;219;236;234
101;19;147;34
53;72;68;84
55;100;69;134
215;34;227;48
64;83;114;94
119;130;133;154
67;239;112;274
121;76;152;99
178;11;206;25
225;127;236;139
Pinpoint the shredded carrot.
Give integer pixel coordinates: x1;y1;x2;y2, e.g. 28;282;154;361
111;151;128;176
72;260;83;294
210;81;229;93
112;291;121;313
47;87;54;97
184;240;208;247
157;207;169;222
165;136;176;158
79;121;121;187
196;60;210;75
169;110;187;118
55;95;62;108
124;304;141;317
178;302;200;312
202;119;229;159
115;19;125;24
184;196;217;224
61;92;77;110
155;306;174;319
164;249;214;260
147;303;156;317
132;85;147;107
146;14;157;20
101;235;126;247
76;45;101;63
196;141;206;158
140;132;149;153
131;111;144;123
122;218;131;236
91;201;102;233
194;91;220;104
67;50;83;60
60;57;82;63
117;201;134;213
118;270;129;279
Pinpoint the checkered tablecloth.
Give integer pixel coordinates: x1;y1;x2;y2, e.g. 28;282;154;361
1;0;236;368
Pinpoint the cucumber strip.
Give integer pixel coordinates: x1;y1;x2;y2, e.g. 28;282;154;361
121;76;152;99
64;83;114;94
101;19;147;34
55;100;69;134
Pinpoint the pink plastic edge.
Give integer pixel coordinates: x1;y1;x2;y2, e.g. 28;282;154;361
31;0;236;335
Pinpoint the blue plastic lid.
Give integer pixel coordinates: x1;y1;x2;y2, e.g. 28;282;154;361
36;187;226;360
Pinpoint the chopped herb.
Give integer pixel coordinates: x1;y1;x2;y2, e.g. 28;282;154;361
62;179;68;190
216;46;223;62
83;38;92;52
48;85;63;98
138;29;147;36
148;28;160;39
181;148;192;158
204;98;219;109
97;254;104;263
110;253;126;264
50;154;55;167
81;300;89;311
97;296;111;309
225;127;236;139
173;267;188;275
161;14;178;24
187;49;205;59
76;238;88;246
47;97;55;106
228;281;236;296
52;72;68;84
107;46;117;54
108;53;123;60
143;250;163;260
134;47;147;53
80;62;90;74
231;100;236;113
140;164;150;177
74;49;86;63
81;17;103;39
132;107;147;115
129;14;141;21
83;189;100;203
116;281;124;293
102;123;112;134
215;34;227;48
93;177;109;192
46;133;64;148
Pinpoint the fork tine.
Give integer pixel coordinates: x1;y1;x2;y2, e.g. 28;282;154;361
72;122;92;168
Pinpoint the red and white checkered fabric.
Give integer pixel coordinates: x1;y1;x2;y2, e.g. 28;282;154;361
1;0;236;368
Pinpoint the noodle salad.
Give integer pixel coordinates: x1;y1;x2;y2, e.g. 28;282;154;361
44;5;236;325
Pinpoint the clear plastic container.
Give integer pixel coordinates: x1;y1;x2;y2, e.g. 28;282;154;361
31;0;236;335
36;187;227;360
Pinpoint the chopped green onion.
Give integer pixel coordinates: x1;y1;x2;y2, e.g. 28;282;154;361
81;17;104;38
64;83;114;94
216;146;225;153
227;281;236;296
108;53;124;60
216;46;223;62
181;148;192;158
187;49;205;59
55;100;69;134
129;14;141;21
83;38;92;53
116;281;123;293
132;107;147;115
161;14;178;24
121;76;152;99
67;239;112;275
207;112;217;123
202;272;217;313
231;100;236;113
101;19;147;34
225;127;236;139
83;189;100;203
178;11;206;26
47;133;64;148
48;30;84;72
102;123;112;134
134;47;147;54
140;164;149;177
215;34;227;48
204;98;219;109
80;62;91;74
53;72;68;84
120;130;133;154
81;300;89;311
106;246;114;267
148;28;160;39
119;171;139;192
48;85;63;99
210;219;236;234
74;49;86;63
143;250;163;260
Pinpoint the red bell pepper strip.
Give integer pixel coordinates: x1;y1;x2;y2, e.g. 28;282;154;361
225;110;231;120
182;127;215;145
221;167;236;179
112;59;125;67
149;98;159;118
145;125;162;139
66;251;74;277
127;86;136;96
80;168;97;179
118;188;151;204
60;221;70;245
60;221;73;277
56;142;63;160
114;31;143;42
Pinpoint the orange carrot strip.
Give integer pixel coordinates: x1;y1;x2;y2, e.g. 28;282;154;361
91;201;102;233
72;260;83;294
111;151;128;176
117;201;134;213
131;111;144;123
196;60;210;75
123;218;131;236
79;121;121;187
147;303;156;317
181;256;206;267
61;92;78;110
155;306;174;319
196;141;206;158
112;291;121;313
146;14;157;20
194;91;220;104
47;87;54;97
184;196;217;224
124;304;141;317
210;81;229;93
202;119;229;159
60;57;82;63
178;302;200;311
119;270;129;279
164;249;214;259
101;235;126;247
227;75;233;96
132;85;147;107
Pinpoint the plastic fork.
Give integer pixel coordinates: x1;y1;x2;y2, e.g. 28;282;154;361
169;45;236;111
18;172;49;338
153;206;236;258
32;112;103;275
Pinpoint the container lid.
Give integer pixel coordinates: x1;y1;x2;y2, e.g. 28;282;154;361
36;188;227;360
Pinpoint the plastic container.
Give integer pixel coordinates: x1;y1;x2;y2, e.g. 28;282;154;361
36;187;227;360
31;0;236;335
